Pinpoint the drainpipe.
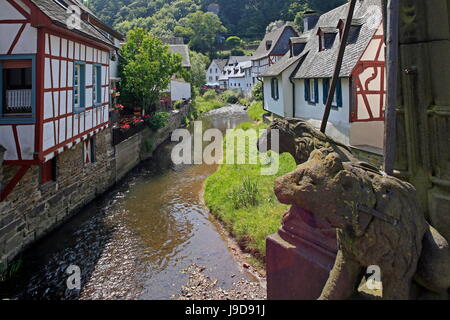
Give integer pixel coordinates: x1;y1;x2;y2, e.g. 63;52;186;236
289;57;304;118
383;0;400;175
257;76;267;112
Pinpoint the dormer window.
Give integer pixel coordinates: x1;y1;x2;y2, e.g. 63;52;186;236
337;19;363;44
266;40;273;51
318;28;337;51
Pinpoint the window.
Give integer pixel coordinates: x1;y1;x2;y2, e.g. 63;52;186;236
92;65;101;106
40;158;57;185
271;78;279;100
0;56;36;123
304;79;319;104
73;62;86;112
216;76;219;81
84;137;96;164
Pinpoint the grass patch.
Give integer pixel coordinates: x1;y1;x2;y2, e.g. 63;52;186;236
204;122;296;261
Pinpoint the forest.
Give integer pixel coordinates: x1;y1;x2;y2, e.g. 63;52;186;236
84;0;346;40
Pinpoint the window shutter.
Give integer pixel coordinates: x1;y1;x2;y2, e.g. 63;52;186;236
336;78;343;107
271;79;274;99
304;79;310;101
323;78;329;104
314;79;319;103
276;79;279;100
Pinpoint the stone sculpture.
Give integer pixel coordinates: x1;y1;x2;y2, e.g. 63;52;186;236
261;118;450;300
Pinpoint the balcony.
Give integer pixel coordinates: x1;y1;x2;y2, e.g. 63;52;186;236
4;89;32;115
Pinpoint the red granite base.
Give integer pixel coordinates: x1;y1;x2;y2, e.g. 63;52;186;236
266;206;338;300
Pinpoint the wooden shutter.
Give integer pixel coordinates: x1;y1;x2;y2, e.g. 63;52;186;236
304;79;310;101
314;79;319;103
336;78;343;107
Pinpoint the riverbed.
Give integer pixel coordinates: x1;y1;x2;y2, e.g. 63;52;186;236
1;105;260;300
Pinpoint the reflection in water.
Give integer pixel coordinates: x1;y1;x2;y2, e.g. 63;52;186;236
1;105;250;300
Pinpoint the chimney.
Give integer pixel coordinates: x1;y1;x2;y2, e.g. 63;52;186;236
303;10;319;31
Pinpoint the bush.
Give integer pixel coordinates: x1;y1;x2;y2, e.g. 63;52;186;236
221;90;241;104
228;177;260;209
231;48;246;56
145;112;169;131
239;97;250;106
251;81;263;101
203;90;218;101
248;101;266;122
173;100;184;109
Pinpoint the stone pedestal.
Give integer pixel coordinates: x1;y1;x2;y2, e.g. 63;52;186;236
266;205;338;300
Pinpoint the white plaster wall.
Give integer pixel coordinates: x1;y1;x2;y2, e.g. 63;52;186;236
263;76;285;117
0;126;17;160
171;80;192;101
349;121;384;150
294;78;351;145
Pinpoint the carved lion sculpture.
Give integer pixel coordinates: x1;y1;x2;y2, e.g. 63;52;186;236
274;148;450;299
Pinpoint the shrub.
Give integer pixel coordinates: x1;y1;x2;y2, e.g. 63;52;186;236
230;48;245;56
145;112;169;131
173;100;184;109
203;90;218;101
221;90;241;104
251;81;263;101
239;97;250;106
228;177;260;209
248;101;266;122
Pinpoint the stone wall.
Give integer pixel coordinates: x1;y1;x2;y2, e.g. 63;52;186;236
0;104;190;271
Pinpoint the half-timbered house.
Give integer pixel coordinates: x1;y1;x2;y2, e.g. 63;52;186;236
261;0;386;155
251;23;300;84
0;0;119;200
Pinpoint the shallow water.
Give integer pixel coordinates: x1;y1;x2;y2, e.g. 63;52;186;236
1;105;251;300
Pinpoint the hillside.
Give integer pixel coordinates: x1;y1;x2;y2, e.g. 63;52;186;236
84;0;346;39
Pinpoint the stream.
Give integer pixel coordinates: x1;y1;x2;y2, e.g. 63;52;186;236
1;105;254;300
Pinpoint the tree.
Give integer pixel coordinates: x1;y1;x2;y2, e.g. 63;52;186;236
189;51;210;88
119;28;183;111
225;36;242;49
174;11;227;56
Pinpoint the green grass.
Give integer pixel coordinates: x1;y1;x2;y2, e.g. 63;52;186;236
193;95;226;115
204;122;296;261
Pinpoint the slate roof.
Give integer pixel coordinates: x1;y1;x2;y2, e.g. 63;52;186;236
213;59;228;71
30;0;115;46
259;51;307;77
228;61;252;79
252;24;299;61
169;45;191;68
227;56;251;65
293;0;382;79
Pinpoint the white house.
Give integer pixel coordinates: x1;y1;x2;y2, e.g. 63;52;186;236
228;60;253;96
206;59;227;87
261;0;386;154
167;44;191;102
218;56;250;90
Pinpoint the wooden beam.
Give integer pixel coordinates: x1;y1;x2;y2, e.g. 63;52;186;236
0;165;31;202
320;0;357;133
383;0;400;175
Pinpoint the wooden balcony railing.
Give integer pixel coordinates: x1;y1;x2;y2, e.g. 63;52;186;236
5;89;32;114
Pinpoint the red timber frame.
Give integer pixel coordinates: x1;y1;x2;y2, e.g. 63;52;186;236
350;31;386;123
40;26;111;161
1;0;113;201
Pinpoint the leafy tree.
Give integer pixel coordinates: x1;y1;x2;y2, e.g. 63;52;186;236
119;28;183;111
174;11;227;56
189;51;210;88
